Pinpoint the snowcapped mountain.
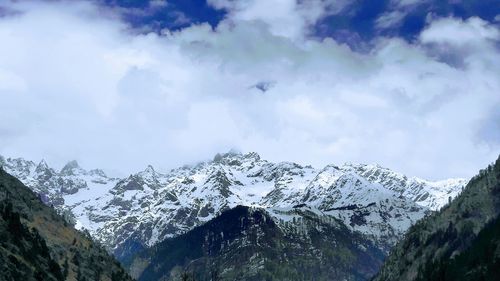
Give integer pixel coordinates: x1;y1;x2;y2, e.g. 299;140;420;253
0;156;117;209
0;152;467;259
345;163;465;210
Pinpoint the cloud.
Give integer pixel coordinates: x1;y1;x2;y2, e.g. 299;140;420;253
0;0;498;180
419;17;500;68
391;0;429;9
375;10;406;30
476;107;500;147
207;0;350;39
374;0;431;31
420;17;500;46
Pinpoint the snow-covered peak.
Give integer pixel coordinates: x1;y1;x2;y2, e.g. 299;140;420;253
0;157;36;182
34;159;55;181
209;151;264;170
309;165;342;187
138;165;162;182
243;151;261;161
0;156;116;210
144;164;156;174
60;160;82;175
340;162;467;210
89;168;107;177
36;159;50;171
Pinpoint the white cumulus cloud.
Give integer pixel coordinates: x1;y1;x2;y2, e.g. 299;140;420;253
0;0;498;180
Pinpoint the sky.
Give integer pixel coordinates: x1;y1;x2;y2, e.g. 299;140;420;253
0;0;499;180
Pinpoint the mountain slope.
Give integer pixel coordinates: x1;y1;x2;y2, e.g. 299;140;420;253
127;205;385;281
0;168;132;281
430;214;500;281
373;154;500;281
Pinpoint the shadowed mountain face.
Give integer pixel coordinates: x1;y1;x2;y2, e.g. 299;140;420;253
374;154;500;281
0;168;132;281
126;205;385;281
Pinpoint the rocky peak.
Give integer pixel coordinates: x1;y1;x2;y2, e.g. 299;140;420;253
204;168;234;197
35;159;54;182
305;165;340;187
212;150;244;164
340;163;467;210
35;159;50;173
112;166;163;194
343;163;408;191
142;165;156;176
243;151;261;161
137;165;163;187
256;161;305;182
89;168;107;177
60;160;81;175
114;175;145;192
211;150;264;165
4;157;36;179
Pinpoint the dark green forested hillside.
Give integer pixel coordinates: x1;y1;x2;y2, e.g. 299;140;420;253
419;214;500;281
374;155;500;281
126;205;385;281
0;168;133;281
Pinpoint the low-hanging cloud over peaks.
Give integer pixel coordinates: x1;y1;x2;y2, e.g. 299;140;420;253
0;0;498;180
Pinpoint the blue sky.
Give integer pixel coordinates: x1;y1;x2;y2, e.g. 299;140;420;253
96;0;226;30
97;0;500;45
0;0;499;179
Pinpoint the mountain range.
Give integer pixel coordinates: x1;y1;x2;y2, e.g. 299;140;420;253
0;151;466;265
